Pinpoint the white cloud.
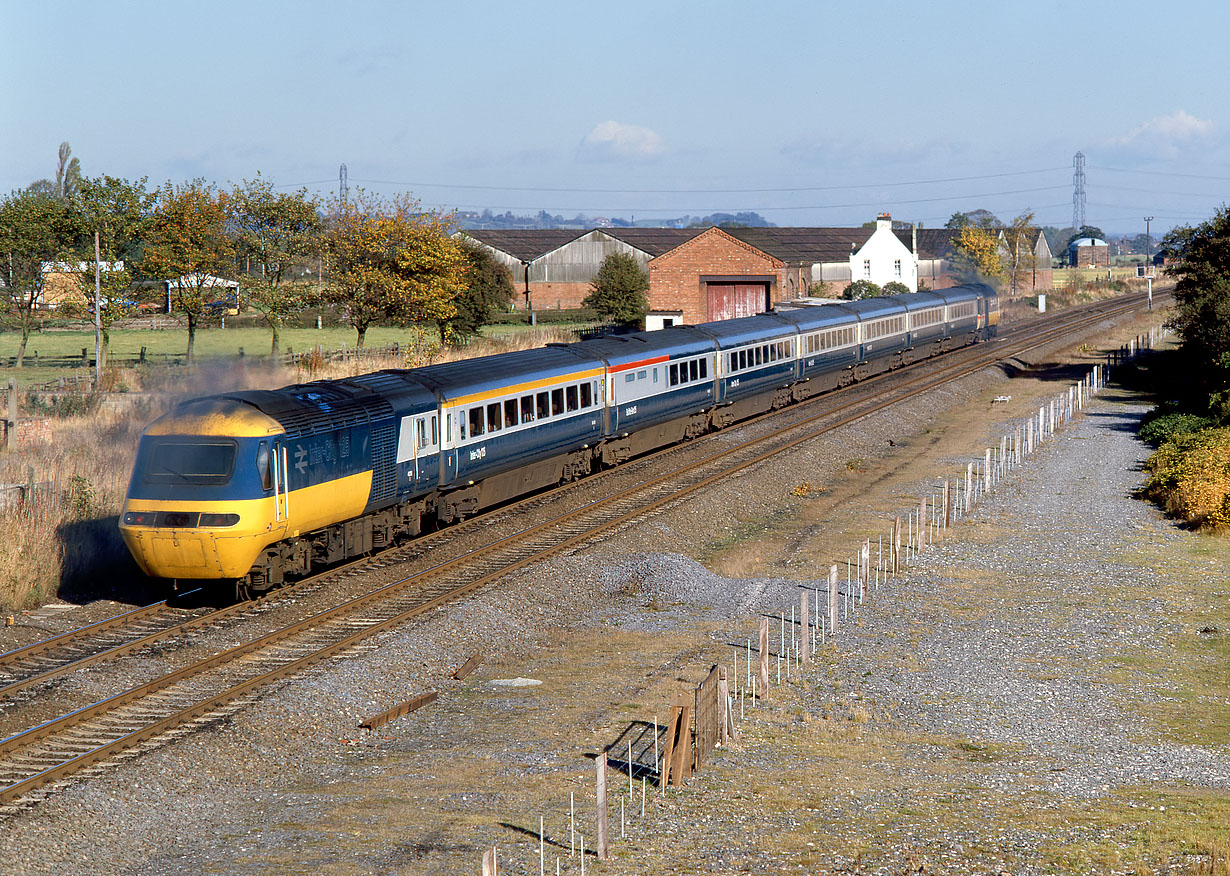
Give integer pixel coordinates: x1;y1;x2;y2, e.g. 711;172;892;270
1109;110;1214;158
579;121;665;161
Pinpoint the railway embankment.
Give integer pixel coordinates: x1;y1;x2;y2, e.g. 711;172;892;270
3;309;1226;875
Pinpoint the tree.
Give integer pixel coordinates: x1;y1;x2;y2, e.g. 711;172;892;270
27;141;82;202
582;252;649;326
842;279;883;300
325;190;462;349
438;238;514;343
951;224;1004;283
141;180;234;363
0;189;75;366
946;209;1000;230
1001;211;1038;298
1164;206;1230;394
230;174;323;354
69;175;157;364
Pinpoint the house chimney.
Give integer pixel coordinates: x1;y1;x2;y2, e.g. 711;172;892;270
912;222;917;256
876;212;892;232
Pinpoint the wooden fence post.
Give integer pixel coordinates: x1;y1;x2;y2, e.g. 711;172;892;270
481;846;497;876
596;752;609;860
800;590;810;663
828;564;839;633
892;517;901;575
5;379;16;452
758;617;770;696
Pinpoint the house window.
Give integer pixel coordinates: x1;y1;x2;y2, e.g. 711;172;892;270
894;259;902;278
863;259;871;279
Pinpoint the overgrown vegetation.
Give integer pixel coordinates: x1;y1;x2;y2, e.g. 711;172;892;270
1137;207;1230;529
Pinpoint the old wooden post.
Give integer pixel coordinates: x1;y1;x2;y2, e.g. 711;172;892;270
481;846;497;876
758;617;770;695
596;752;609;860
5;379;16;452
918;496;927;551
942;479;951;535
800;590;810;663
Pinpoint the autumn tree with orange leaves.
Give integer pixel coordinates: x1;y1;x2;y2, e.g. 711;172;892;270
324;191;465;349
142;180;234;362
952;224;1004;284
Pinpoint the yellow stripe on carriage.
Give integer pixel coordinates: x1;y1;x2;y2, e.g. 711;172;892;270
447;366;605;407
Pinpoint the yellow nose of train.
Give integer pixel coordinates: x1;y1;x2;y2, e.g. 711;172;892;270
119;397;289;582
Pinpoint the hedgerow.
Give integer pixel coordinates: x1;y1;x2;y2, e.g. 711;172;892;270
1139;412;1215;446
1143;427;1230;529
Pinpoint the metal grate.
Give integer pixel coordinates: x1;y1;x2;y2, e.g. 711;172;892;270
368;420;397;505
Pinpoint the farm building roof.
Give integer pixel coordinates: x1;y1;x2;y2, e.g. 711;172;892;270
459;229;587;261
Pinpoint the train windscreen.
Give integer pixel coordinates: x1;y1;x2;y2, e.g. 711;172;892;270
142;439;237;485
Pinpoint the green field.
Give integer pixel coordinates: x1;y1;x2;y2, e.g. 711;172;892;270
0;321;596;390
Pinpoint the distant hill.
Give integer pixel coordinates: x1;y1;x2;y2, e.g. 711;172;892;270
455;209;774;230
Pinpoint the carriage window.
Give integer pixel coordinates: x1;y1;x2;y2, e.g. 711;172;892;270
769;344;778;362
653;368;659;383
256;441;272;491
738;350;747;370
625;373;635;383
566;385;579;411
580;382;593;407
551;388;564;416
699;358;707;379
504;398;518;428
467;407;483;438
637;370;647;380
486;402;502;433
670;363;679;385
689;359;699;381
431;415;438;445
537;391;550;420
417;419;428;450
521;395;535;423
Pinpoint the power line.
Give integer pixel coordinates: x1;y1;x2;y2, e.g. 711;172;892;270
421;184;1071;215
1090;164;1230;182
343;167;1066;196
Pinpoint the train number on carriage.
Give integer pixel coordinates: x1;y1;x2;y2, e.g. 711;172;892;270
469;446;486;461
624;405;637;417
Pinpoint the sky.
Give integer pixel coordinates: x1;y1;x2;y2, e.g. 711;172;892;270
2;0;1228;236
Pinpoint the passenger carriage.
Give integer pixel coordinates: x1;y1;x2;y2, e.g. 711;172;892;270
842;297;910;377
775;302;863;396
570;328;718;465
694;313;798;425
409;347;607;521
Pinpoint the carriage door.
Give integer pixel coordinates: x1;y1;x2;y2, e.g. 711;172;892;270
411;411;440;490
268;439;290;531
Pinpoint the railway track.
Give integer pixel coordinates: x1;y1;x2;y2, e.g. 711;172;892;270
0;290;1163;810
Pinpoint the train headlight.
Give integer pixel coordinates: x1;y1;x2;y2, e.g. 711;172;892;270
198;513;240;527
122;511;157;526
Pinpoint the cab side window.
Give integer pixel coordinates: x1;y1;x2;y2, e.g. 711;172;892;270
256;441;273;491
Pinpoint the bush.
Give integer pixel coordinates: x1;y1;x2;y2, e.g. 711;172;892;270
1142;427;1230;528
1139;412;1214;446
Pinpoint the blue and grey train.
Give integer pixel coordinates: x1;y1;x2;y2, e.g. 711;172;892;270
119;284;999;598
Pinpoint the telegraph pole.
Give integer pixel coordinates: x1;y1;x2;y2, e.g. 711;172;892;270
1144;216;1154;310
94;231;102;386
